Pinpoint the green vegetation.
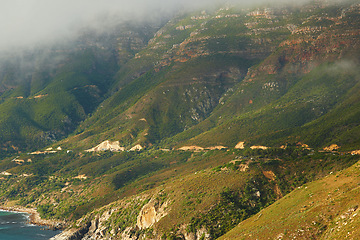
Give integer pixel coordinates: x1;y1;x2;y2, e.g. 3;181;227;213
0;1;359;239
188;182;274;239
220;158;360;239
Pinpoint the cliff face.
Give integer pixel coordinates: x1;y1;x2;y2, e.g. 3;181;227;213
137;198;169;230
51;193;171;240
180;1;360;148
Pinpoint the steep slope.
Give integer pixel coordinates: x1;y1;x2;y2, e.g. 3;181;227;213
0;48;118;155
0;21;159;156
220;159;360;240
56;1;360;153
0;1;359;240
62;5;294;150
171;1;360;150
181;60;360;149
47;148;359;240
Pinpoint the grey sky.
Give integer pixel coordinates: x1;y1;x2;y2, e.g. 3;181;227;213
0;0;327;51
0;0;205;50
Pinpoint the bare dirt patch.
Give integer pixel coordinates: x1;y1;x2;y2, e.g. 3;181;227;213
206;146;227;150
235;141;245;149
323;144;340;151
85;140;125;152
178;146;204;151
250;145;268;150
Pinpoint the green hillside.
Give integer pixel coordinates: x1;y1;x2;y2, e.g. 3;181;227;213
61;0;360;153
220;159;360;240
181;60;360;150
0;1;359;239
0;22;158;156
0;48;117;155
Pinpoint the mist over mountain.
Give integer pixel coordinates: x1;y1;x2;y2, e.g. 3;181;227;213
0;0;359;239
0;0;318;90
0;0;318;51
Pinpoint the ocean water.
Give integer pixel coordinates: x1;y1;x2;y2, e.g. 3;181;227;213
0;210;60;240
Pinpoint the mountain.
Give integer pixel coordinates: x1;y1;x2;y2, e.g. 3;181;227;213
0;21;159;157
61;0;360;153
0;1;359;239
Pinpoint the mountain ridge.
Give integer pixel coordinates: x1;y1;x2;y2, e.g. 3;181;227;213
0;1;359;239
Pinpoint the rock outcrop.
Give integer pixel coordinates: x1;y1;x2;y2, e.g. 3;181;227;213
136;198;169;229
51;195;170;240
85;140;125;152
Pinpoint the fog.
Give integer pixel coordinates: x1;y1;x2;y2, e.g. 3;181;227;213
0;0;318;52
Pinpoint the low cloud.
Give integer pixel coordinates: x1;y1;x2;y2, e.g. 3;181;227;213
0;0;316;51
1;0;201;50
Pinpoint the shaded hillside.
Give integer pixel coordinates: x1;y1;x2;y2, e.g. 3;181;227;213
182;59;360;150
0;21;159;156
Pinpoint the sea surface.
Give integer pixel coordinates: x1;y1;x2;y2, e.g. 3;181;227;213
0;210;60;240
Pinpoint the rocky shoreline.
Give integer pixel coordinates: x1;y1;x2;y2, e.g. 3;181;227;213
0;206;66;230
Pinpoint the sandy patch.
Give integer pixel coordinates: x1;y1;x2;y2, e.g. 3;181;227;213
351;150;360;155
250;145;268;150
30;150;57;155
178;146;204;151
73;174;88;180
323;144;340;151
205;146;227;150
235;141;245;149
160;149;171;152
130;144;143;151
32;94;48;99
85;140;125;152
297;142;311;150
12;159;25;165
238;164;249;172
